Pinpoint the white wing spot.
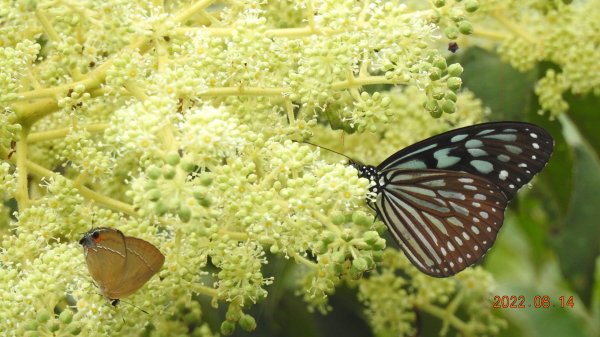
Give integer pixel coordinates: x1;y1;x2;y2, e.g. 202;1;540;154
441;247;447;256
483;240;488;245
448;216;464;228
509;184;515;189
474;193;487;201
530;133;538;139
464;185;477;191
487;226;492;232
479;211;489;219
472;202;481;207
532;155;537;160
459;178;474;183
473;217;480;223
458;257;463;263
471;226;480;234
439;190;466;200
474;245;479;251
533;142;540;149
455;236;463;246
519;163;528;168
466;253;472;259
450;262;455;268
462;232;470;240
447;242;455;251
499;170;508;180
492;207;497;212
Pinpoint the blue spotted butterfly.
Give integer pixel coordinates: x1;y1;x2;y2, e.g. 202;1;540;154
348;122;553;277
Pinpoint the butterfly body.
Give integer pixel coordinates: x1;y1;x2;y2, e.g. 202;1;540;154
79;227;165;301
350;122;553;277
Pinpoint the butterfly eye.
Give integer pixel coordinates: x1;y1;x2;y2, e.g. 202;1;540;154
78;238;85;245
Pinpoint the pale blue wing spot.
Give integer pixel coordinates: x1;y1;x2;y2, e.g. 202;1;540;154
483;134;518;142
450;134;469;142
433;148;461;168
476;129;495;136
465;139;483;148
467;148;487;157
497;154;510;162
470;160;494;174
505;145;523;154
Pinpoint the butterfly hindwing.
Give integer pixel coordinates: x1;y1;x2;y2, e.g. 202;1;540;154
377;122;554;199
376;169;507;277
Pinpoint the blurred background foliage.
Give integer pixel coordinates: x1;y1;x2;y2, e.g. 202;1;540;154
198;47;599;337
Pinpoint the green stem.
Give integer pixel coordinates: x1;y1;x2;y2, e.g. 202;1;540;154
27;123;109;143
492;11;535;44
15;127;31;209
291;252;317;269
24;159;137;216
418;302;473;337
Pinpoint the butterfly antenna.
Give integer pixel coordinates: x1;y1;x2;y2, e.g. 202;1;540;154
113;299;150;315
294;140;353;161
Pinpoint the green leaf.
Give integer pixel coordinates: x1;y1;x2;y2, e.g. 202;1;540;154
454;47;538;119
555;114;600;306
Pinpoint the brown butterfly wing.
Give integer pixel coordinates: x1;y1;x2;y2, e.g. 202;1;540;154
82;228;128;295
101;236;165;299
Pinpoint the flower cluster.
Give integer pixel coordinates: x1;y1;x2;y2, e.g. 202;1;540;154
1;0;582;336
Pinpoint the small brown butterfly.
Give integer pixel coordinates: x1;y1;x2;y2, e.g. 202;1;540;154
79;227;164;305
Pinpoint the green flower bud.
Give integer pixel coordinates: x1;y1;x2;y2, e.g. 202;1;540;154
433;0;445;8
433;57;447;70
36;309;50;323
441;100;457;114
178;206;192;222
225;308;241;322
180;161;196;173
147;189;161;201
59;310;73;324
373;238;386;250
444;26;459;40
165;153;181;166
68;324;82;335
447;63;464;76
363;231;381;245
332;251;346;263
220;321;236;336
447;77;463;91
147;165;162;180
464;0;479;12
352;211;371;226
198;173;213;186
432;90;445;100
24;320;38;331
162;166;176;180
459;21;473;35
48;323;59;332
331;213;346;226
429;67;442;81
198;197;211;208
352;257;368;271
239;314;257;331
445;91;458;102
154;202;168;216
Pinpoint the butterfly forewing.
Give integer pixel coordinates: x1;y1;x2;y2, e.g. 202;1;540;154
376;169;507;277
377;122;553;199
